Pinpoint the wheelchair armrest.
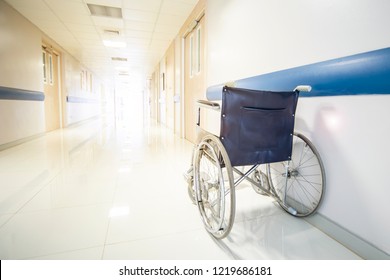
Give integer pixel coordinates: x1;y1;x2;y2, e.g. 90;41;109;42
196;99;221;111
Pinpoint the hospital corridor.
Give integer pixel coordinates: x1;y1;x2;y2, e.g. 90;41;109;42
1;0;389;264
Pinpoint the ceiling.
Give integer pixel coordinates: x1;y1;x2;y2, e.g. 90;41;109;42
5;0;198;86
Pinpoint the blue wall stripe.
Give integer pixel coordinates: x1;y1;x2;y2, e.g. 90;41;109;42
66;96;99;103
0;86;44;101
207;47;390;100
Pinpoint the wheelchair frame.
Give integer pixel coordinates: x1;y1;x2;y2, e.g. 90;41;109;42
184;85;326;239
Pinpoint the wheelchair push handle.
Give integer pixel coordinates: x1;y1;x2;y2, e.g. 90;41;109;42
294;85;312;92
196;99;221;111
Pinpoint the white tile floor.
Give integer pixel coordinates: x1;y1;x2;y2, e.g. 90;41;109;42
0;117;362;260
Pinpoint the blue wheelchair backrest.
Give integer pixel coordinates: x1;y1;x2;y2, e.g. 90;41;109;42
220;86;299;167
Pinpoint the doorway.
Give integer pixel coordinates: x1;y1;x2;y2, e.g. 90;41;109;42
42;44;61;132
184;14;206;143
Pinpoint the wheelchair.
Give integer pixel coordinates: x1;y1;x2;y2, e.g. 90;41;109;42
184;85;325;239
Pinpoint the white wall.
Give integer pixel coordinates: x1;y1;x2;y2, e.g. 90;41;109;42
296;95;390;255
0;100;45;145
66;102;100;125
206;0;390;254
0;1;43;92
207;0;390;86
159;59;167;125
0;0;45;145
62;52;103;127
174;36;182;136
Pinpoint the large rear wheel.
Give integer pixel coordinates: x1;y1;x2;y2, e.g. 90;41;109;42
193;134;235;238
267;133;325;216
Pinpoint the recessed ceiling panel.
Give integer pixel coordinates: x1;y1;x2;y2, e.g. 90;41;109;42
124;20;155;32
87;4;122;18
122;9;158;23
58;13;94;25
45;0;89;15
160;0;194;16
122;0;162;13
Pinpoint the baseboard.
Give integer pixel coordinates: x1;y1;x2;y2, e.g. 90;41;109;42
66;115;100;128
0;117;101;152
0;133;46;152
305;213;389;260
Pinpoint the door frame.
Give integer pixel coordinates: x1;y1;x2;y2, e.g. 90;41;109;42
181;10;205;141
42;43;63;131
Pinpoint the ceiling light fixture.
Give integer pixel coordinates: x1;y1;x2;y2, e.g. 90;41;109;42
104;29;120;36
112;57;128;62
87;4;122;18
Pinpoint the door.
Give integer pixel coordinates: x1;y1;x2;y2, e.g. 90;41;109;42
42;45;61;132
184;15;205;143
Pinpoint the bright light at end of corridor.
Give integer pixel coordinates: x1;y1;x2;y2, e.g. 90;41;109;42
118;165;131;173
109;207;130;217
